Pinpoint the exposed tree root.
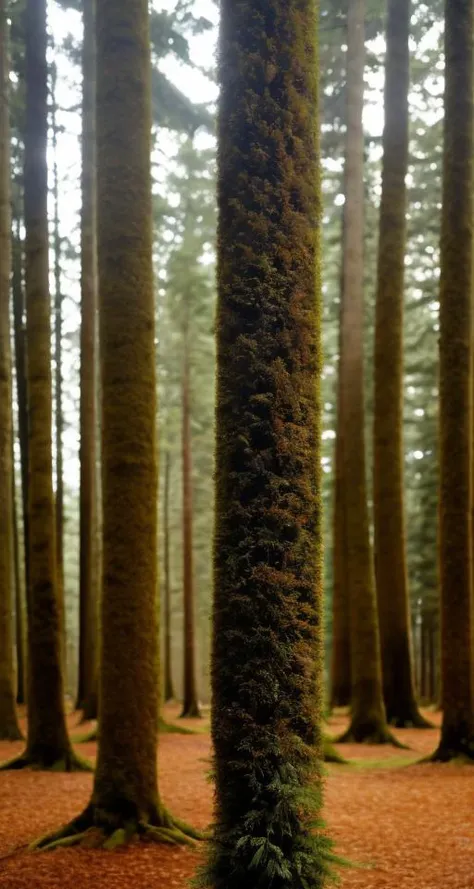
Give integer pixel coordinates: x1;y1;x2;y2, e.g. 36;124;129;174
30;806;203;852
180;703;202;719
388;711;433;730
0;750;93;772
336;725;407;748
422;743;474;764
323;738;349;764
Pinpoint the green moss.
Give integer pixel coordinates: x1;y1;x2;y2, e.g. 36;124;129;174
434;0;474;762
201;2;335;888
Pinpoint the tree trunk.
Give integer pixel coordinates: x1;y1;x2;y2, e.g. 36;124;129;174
205;2;332;886
337;0;395;745
330;217;351;710
51;67;66;678
0;5;23;741
33;0;197;846
12;224;29;614
180;321;201;718
433;0;474;762
77;0;98;722
372;0;428;728
1;0;82;770
163;449;174;702
12;451;26;706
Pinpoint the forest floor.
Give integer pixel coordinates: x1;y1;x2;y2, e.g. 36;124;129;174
0;706;472;889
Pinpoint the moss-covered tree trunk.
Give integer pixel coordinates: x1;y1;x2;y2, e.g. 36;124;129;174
1;0;82;771
34;0;198;847
163;449;174;702
77;0;98;723
372;0;427;728
204;2;333;887
0;4;23;741
180;315;201;718
330;233;351;710
337;0;395;745
433;0;474;762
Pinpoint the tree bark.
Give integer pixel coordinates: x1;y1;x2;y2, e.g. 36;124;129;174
12;224;29;616
180;319;201;718
163;449;174;702
12;451;26;707
432;0;474;762
1;0;82;770
32;0;197;845
51;67;66;678
337;0;395;745
0;4;23;741
372;0;428;728
205;1;333;886
77;0;99;722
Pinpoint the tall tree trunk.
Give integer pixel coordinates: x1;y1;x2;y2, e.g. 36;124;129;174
163;449;174;702
372;0;428;728
205;2;333;886
12;224;29;612
330;222;351;709
0;4;23;741
12;451;26;706
180;318;201;718
433;0;474;761
337;0;395;745
33;0;197;846
1;0;83;771
51;66;66;676
77;0;98;722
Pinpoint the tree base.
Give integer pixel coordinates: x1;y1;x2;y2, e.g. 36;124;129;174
426;742;474;764
179;703;202;719
387;710;432;729
74;727;98;743
336;723;406;748
0;749;93;772
30;805;203;852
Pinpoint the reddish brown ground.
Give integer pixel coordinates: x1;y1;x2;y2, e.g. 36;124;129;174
0;706;472;888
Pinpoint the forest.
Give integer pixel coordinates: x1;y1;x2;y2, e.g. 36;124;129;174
0;0;472;887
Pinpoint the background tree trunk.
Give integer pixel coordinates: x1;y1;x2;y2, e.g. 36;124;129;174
77;0;98;723
0;4;22;741
180;316;201;718
372;0;427;728
163;449;174;702
433;0;474;761
337;0;393;745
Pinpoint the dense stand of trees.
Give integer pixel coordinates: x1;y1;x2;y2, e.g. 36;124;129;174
0;0;473;882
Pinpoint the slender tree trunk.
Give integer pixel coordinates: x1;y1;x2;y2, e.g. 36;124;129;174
180;319;201;718
337;0;395;745
77;0;98;722
12;451;26;706
51;68;66;676
330;220;351;710
33;0;197;846
205;2;333;886
432;0;474;762
420;620;427;701
372;0;428;728
163;449;174;702
12;225;29;611
0;5;23;741
1;0;83;771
